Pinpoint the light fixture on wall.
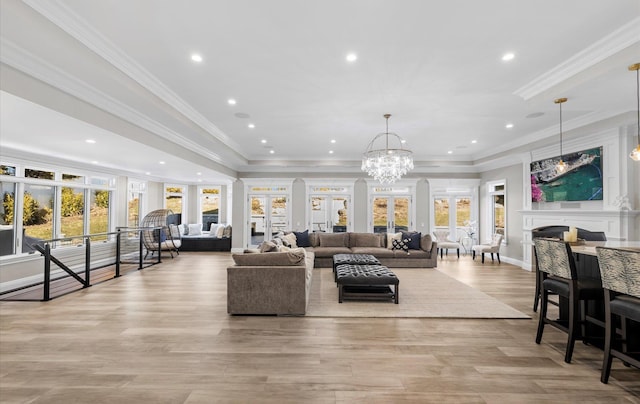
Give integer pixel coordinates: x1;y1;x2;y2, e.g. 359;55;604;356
361;114;414;184
629;63;640;161
554;97;568;173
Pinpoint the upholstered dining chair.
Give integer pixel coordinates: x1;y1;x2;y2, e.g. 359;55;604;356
533;238;604;363
433;230;460;259
595;246;640;383
472;233;503;263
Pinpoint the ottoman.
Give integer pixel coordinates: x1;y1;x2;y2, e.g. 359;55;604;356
335;264;399;304
332;253;381;282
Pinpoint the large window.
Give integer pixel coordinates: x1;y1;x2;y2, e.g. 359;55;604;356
0;163;114;256
488;181;506;238
0;182;17;256
433;194;475;242
165;185;184;215
200;187;220;229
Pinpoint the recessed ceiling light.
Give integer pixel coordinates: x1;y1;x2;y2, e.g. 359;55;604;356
400;139;407;144
85;139;96;144
196;172;202;176
197;179;203;182
330;139;336;144
269;150;275;154
502;52;515;61
248;123;255;129
471;140;478;144
261;139;267;144
159;161;165;165
191;54;203;63
227;99;237;105
91;161;98;164
447;151;453;154
346;53;357;62
505;123;514;129
145;171;151;175
329;150;334;154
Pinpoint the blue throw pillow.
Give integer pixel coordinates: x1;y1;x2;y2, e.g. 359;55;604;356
293;230;311;247
402;231;421;250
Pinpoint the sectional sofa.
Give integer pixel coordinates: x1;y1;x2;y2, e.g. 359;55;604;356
226;231;438;315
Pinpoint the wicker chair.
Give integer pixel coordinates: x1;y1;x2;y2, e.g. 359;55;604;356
141;209;182;258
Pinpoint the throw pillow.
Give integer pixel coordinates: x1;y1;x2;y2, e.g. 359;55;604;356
259;240;278;253
420;234;433;252
402;231;421;250
272;237;284;246
386;232;402;250
178;224;187;236
188;223;202;236
216;224;226;238
391;238;410;253
293;230;311;247
223;225;232;238
281;233;297;248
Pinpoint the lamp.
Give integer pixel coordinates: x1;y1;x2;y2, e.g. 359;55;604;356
361;114;414;184
630;63;640;161
554;98;568;173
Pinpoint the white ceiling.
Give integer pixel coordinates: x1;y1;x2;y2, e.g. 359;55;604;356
1;0;639;183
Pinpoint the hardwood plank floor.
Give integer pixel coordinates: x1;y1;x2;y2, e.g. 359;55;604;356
1;252;638;403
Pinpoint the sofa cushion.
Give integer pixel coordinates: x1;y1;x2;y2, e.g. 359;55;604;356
293;229;311;247
420;234;433;252
309;232;320;247
311;246;352;257
402;231;422;250
392;238;410;253
350;233;383;248
188;223;202;236
350;247;396;258
259;240;278;253
232;250;305;266
318;232;348;247
281;233;298;248
386;232;402;250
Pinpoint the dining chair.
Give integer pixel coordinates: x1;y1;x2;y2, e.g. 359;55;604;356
533;238;604;363
433;230;460;259
595;246;640;383
472;233;503;263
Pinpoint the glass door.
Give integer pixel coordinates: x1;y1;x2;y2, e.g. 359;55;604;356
248;195;289;247
309;195;349;233
371;196;411;233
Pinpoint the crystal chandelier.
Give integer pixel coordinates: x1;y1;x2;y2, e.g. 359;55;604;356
361;114;414;184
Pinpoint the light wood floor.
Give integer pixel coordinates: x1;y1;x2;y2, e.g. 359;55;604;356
1;252;638;403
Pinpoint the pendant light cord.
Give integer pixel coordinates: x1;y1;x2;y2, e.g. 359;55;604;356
559;102;563;159
636;67;639;144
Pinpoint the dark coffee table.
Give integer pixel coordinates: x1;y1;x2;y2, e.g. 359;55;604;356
332;253;381;282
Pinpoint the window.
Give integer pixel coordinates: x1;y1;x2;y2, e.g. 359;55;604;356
434;198;449;228
127;181;145;228
488;181;506;239
165;185;184;215
0;164;115;256
0;182;16;256
200;187;220;229
23;184;54;252
60;186;85;243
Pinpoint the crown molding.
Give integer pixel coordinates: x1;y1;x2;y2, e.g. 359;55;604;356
0;38;234;168
21;0;244;154
514;17;640;100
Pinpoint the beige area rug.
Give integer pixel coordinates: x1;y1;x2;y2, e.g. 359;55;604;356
306;267;530;319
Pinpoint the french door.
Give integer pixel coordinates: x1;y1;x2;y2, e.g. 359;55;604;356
248;195;289;247
371;196;411;233
309;195;350;233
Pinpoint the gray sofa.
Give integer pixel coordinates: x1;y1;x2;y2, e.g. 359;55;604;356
227;249;314;315
305;232;438;268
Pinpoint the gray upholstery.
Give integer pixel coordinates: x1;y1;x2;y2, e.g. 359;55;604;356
227;251;315;315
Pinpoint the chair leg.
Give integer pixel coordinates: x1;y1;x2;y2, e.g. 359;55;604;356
472;250;476;260
481;253;485;263
536;288;548;344
440;248;443;259
601;302;614;383
491;253;494;262
533;276;540;312
565;292;579;363
456;248;459;258
497;253;500;263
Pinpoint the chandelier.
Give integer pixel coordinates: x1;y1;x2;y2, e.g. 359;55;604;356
361;114;414;184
